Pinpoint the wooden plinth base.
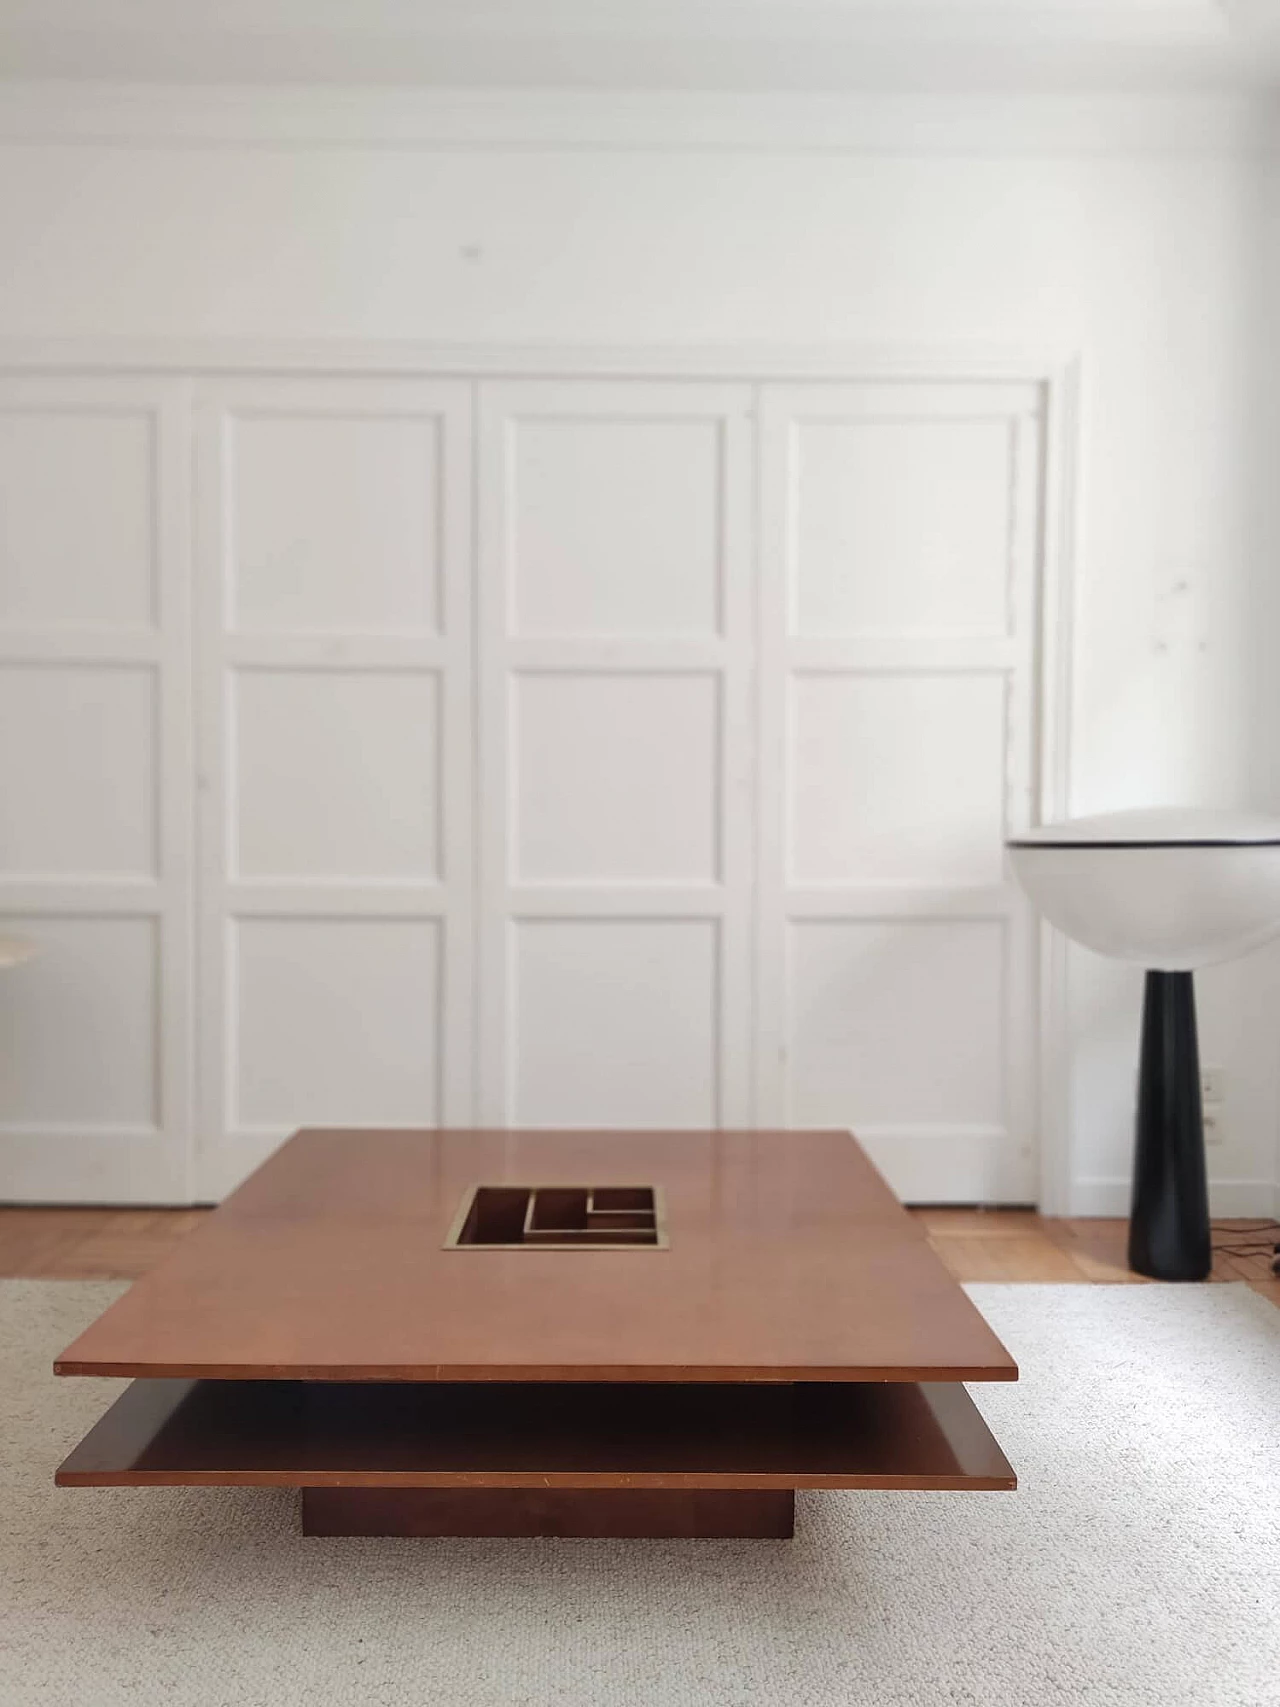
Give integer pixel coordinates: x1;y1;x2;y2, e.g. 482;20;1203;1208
301;1486;796;1539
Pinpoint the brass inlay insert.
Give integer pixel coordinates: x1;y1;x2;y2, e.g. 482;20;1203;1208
444;1185;668;1250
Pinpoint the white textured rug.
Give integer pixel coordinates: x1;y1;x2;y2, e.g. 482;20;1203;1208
2;1282;1278;1707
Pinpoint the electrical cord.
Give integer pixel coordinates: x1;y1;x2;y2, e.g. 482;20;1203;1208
1209;1218;1280;1274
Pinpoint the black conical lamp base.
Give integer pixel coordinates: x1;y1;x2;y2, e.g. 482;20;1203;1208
1127;970;1211;1281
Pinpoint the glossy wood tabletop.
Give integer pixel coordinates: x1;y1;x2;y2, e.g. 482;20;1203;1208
55;1129;1018;1384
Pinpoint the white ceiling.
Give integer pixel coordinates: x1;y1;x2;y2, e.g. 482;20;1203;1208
0;1;1277;91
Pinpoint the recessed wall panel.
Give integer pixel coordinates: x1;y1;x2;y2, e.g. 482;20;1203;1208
791;418;1014;637
512;673;719;883
511;919;718;1126
233;918;440;1127
509;417;723;637
230;412;441;632
0;916;159;1127
789;673;1007;886
0;665;156;879
0;408;155;628
787;919;1006;1127
233;670;440;882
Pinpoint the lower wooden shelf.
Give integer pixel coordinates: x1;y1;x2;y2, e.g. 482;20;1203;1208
56;1377;1015;1493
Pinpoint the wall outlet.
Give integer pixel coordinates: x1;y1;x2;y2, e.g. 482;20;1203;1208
1201;1066;1226;1144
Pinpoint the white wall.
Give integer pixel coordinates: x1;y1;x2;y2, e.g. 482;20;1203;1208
0;88;1276;1212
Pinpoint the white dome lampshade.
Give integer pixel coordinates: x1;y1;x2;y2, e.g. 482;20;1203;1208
1007;808;1280;1282
1008;808;1280;971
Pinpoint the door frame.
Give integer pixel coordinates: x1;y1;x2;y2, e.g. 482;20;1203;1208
0;341;1082;1209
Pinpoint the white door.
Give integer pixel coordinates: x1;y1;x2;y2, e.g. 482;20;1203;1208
190;378;473;1201
475;380;756;1129
0;377;194;1202
756;382;1042;1202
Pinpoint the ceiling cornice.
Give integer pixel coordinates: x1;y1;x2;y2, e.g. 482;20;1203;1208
0;3;1270;94
0;83;1274;156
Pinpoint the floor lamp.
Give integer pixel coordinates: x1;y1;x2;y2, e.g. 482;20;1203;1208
1007;809;1280;1281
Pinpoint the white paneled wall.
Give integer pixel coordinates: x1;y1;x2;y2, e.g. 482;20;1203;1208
0;364;1048;1203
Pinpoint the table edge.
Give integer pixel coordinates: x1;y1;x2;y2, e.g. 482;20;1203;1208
55;1359;1019;1382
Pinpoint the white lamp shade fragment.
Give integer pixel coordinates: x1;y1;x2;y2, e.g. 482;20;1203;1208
1007;808;1280;970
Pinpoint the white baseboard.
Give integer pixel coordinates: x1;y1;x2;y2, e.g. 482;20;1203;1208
855;1125;1034;1206
1070;1175;1279;1218
0;1131;188;1205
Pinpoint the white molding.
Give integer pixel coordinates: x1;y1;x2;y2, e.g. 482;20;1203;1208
0;83;1272;155
0;338;1082;383
1032;353;1085;1216
0;1131;189;1205
0;629;165;665
852;1124;1032;1206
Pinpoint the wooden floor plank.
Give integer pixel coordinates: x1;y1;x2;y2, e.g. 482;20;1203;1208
46;1210;209;1279
0;1209;123;1278
1040;1218;1150;1285
911;1209;1044;1239
929;1233;1083;1285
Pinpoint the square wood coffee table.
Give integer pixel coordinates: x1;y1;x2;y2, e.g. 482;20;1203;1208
56;1129;1016;1538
